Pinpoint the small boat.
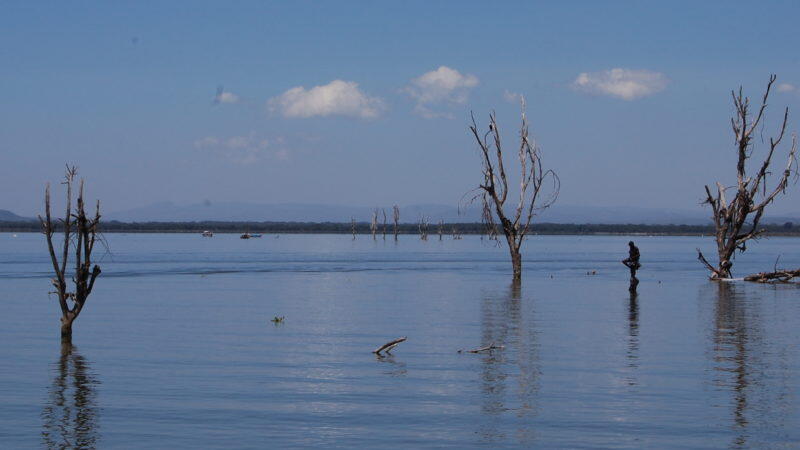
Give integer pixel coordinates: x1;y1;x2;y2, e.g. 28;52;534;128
201;230;213;237
240;232;263;239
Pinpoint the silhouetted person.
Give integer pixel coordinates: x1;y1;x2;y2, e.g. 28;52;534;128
622;241;641;293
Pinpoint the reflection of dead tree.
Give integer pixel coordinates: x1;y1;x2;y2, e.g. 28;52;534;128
381;208;387;240
452;226;462;240
698;75;798;279
370;209;378;240
392;205;400;241
468;98;559;280
458;343;504;353
351;217;356;240
622;241;641;293
418;216;429;240
39;167;102;343
373;336;407;355
41;344;101;449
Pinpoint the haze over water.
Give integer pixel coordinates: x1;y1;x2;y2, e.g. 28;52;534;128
2;233;799;448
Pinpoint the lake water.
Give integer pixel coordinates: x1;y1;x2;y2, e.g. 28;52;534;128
1;232;799;448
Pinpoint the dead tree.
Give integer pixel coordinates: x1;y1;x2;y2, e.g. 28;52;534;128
392;205;400;241
373;337;407;355
381;208;387;240
370;209;378;240
418;216;429;240
39;167;102;343
351;217;356;240
622;241;641;293
437;220;444;240
698;75;798;279
468;97;559;280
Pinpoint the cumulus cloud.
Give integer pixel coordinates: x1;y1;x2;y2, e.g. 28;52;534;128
405;66;479;118
269;80;384;119
213;86;240;104
777;83;797;93
572;68;668;100
194;134;288;164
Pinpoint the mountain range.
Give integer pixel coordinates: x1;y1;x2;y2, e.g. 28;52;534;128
0;209;34;222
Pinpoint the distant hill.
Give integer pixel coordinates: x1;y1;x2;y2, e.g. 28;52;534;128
0;209;34;222
104;201;740;225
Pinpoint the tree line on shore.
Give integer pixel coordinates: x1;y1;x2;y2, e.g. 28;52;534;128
3;219;799;235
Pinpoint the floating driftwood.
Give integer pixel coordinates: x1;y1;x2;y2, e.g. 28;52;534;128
458;343;504;354
373;337;407;355
744;269;800;283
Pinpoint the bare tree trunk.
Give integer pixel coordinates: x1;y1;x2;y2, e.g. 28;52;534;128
699;75;797;279
351;217;356;240
370;209;378;240
509;244;522;280
381;208;387;240
393;205;399;241
39;166;102;344
466;98;559;280
438;220;444;240
61;315;75;341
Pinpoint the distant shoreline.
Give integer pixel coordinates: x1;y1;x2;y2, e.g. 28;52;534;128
2;221;799;237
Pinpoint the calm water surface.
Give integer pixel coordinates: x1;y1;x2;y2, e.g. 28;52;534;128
1;233;799;448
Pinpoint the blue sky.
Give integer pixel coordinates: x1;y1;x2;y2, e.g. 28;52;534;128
2;1;799;217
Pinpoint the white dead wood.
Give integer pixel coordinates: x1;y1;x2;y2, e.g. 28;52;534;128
373;336;407;355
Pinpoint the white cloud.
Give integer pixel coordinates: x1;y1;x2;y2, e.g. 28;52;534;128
217;92;239;103
572;68;668;100
503;90;522;104
194;134;288;164
269;80;384;119
777;83;797;93
213;87;240;104
405;66;479;118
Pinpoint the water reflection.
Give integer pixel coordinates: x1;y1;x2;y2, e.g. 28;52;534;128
707;283;794;448
374;354;407;377
625;291;640;385
477;281;539;445
712;283;753;447
41;344;101;449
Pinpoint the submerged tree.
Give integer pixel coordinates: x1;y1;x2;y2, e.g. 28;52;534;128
418;216;429;240
370;208;379;240
468;98;559;280
381;208;387;240
39;166;102;343
698;75;798;279
392;205;400;241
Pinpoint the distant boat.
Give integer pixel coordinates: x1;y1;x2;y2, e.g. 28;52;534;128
240;232;262;239
201;230;213;237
